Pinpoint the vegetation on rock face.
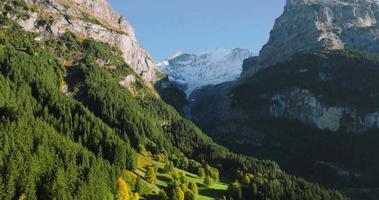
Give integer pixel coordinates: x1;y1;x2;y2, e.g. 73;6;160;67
227;51;379;188
234;50;379;112
0;2;348;200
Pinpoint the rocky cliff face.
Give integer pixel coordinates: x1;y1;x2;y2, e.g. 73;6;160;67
269;88;379;132
18;0;159;82
248;0;379;74
236;0;379;130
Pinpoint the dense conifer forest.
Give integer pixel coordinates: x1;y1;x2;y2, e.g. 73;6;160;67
0;0;348;199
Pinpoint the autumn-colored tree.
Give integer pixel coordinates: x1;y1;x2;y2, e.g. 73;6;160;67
117;177;130;200
210;168;219;183
171;170;181;180
172;187;185;200
18;194;26;200
188;182;198;198
132;192;139;200
204;176;214;187
180;183;189;194
241;175;251;185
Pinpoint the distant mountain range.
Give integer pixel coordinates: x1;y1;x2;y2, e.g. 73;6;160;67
156;48;253;95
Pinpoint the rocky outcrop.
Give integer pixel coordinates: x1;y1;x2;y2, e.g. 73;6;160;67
18;0;159;82
269;88;379;132
244;0;379;76
241;56;260;78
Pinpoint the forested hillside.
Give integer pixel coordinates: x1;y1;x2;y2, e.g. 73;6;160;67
230;51;379;187
186;50;379;199
0;0;348;199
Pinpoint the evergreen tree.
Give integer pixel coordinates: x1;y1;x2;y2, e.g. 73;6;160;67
184;190;196;200
164;161;175;173
197;167;205;178
145;166;157;184
158;189;168;200
134;176;142;194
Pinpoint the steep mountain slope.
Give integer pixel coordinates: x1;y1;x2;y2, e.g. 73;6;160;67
244;0;379;77
159;0;379;198
0;0;348;200
190;50;379;196
19;0;159;81
157;48;253;95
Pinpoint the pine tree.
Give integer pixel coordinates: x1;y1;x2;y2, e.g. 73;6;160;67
145;166;156;184
159;189;168;200
164;161;174;173
134;176;142;194
197;167;205;178
184;190;196;200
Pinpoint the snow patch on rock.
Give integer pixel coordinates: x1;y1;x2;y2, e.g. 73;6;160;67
157;48;254;95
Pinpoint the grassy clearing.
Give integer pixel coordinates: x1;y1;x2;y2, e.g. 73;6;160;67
134;154;229;199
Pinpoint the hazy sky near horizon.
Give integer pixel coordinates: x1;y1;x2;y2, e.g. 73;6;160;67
108;0;286;61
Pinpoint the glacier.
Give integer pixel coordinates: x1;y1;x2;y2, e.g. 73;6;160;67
156;48;254;95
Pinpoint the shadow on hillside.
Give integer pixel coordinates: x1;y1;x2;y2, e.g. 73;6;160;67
157;168;166;174
144;194;160;200
157;174;172;183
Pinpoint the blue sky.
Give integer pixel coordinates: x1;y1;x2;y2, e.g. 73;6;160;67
108;0;286;61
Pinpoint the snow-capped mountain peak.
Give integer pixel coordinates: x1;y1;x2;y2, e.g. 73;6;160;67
169;51;184;59
156;48;254;95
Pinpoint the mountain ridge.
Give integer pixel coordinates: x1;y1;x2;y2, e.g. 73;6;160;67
242;0;379;77
157;48;254;95
18;0;160;82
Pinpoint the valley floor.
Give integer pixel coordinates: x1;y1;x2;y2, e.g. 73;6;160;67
125;155;229;199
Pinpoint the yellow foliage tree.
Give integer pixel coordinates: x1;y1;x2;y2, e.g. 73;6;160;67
172;186;185;200
18;194;26;200
132;192;139;200
117;177;130;200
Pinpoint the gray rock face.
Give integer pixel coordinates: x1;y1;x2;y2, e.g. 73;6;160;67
241;56;261;78
258;0;379;69
18;0;159;82
269;88;379;132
